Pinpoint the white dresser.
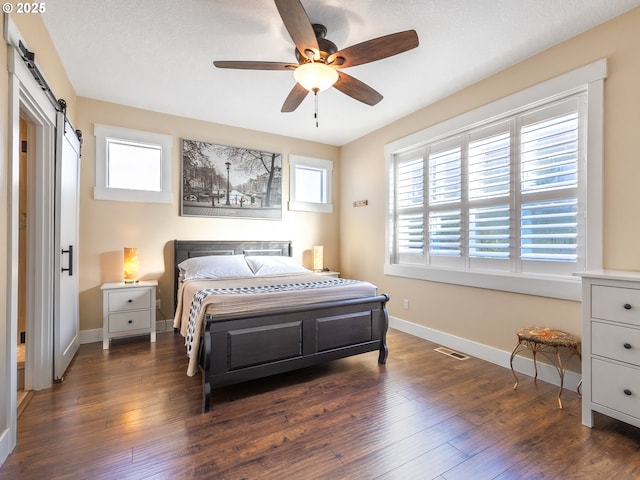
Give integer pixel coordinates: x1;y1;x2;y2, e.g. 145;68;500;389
578;270;640;428
101;280;157;349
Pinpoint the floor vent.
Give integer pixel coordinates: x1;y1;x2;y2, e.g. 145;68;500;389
434;346;470;360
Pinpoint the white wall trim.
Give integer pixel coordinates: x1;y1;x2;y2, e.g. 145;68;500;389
93;124;173;204
384;59;606;302
389;316;582;393
2;16;58;466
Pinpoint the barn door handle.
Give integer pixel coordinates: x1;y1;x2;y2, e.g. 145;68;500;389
61;245;73;276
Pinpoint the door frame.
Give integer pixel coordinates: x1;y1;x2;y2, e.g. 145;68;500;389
1;16;57;463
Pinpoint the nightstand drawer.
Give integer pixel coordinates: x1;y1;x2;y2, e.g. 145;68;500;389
107;289;151;312
592;321;640;366
592;358;640;420
108;310;152;333
592;285;640;326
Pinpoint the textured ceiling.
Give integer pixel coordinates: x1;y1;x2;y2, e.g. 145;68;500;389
40;0;640;146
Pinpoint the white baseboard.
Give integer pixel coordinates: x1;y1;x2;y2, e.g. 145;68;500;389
79;319;173;345
0;426;13;472
389;316;581;393
79;328;101;344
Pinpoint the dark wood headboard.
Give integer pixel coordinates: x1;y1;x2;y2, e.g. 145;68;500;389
173;240;293;308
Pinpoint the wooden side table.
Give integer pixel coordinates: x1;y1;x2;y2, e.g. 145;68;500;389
509;327;581;409
101;280;157;349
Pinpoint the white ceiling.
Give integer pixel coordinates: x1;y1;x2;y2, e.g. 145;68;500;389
40;0;640;146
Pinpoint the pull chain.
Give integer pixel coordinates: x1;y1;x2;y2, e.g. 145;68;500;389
313;88;319;127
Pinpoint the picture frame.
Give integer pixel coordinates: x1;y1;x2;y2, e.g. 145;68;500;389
180;139;282;219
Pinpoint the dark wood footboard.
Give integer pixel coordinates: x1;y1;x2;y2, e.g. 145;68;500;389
199;294;389;412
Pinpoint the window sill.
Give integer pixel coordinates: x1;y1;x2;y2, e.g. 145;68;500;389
384;263;581;301
288;200;333;213
94;186;173;204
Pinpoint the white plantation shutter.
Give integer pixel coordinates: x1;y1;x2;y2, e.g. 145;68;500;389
467;124;511;264
427;142;462;264
519;99;581;274
469;205;510;258
428;143;461;205
386;60;605;299
394;153;425;262
390;92;586;275
467;129;510;201
429;210;461;256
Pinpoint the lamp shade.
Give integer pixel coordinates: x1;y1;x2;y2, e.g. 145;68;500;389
123;247;139;283
313;245;324;272
294;63;339;93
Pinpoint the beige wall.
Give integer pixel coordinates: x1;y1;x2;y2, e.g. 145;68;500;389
76;98;340;331
339;7;640;357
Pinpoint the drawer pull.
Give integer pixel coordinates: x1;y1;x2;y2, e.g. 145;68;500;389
624;389;633;396
624;343;632;350
624;303;632;310
128;299;133;303
128;319;133;324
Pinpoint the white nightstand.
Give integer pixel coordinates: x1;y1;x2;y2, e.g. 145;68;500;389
318;271;340;278
101;280;157;349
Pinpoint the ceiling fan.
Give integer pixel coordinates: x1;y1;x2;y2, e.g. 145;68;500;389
213;0;419;116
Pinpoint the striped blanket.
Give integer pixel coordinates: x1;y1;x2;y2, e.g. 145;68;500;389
174;274;378;376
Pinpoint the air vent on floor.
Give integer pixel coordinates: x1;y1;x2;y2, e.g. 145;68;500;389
434;346;470;360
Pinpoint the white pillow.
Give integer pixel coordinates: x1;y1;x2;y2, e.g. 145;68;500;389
178;255;254;280
245;255;310;276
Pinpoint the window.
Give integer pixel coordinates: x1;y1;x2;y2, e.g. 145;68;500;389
94;124;173;203
385;60;606;300
289;155;333;213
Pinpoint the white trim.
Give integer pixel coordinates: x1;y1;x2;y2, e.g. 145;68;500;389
288;154;334;213
385;263;582;301
9;47;57;391
93;124;173;204
79;328;102;345
389;316;582;393
2;16;58;466
385;59;606;301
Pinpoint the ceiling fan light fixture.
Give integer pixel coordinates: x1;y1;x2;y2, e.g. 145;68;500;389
294;62;338;93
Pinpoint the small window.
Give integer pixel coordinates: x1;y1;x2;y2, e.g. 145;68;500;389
289;155;333;213
94;124;173;203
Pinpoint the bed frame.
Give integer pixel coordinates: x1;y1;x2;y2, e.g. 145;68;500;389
174;240;389;412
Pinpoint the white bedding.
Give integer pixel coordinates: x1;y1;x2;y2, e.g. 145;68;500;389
173;273;378;376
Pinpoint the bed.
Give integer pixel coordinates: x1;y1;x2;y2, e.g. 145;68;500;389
173;240;389;412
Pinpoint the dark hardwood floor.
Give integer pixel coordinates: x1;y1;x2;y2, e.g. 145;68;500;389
2;328;640;479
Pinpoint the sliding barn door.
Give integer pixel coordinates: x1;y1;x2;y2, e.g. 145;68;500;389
53;111;82;380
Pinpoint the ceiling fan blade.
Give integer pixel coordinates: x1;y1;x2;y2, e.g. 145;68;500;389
333;72;383;106
274;0;319;60
281;83;309;112
213;61;296;71
328;30;419;68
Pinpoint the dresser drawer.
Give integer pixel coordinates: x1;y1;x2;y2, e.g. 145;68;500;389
108;310;152;333
592;358;640;420
592;321;640;366
107;288;151;312
592;285;640;326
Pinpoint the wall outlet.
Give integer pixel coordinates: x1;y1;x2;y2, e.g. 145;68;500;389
403;299;410;309
156;298;161;309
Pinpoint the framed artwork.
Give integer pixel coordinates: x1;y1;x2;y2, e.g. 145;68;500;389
181;139;282;219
